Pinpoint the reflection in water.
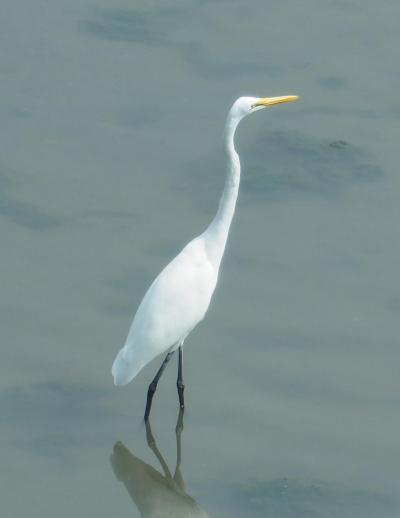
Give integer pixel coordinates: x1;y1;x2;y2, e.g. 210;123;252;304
111;411;208;517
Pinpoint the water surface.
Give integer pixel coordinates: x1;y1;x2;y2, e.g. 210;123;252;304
1;0;399;516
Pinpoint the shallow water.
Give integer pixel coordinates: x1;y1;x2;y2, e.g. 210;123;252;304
1;0;400;516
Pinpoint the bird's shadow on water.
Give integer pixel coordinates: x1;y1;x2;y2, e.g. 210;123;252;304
111;410;209;517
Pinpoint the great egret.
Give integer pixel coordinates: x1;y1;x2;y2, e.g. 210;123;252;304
112;95;298;419
111;411;209;517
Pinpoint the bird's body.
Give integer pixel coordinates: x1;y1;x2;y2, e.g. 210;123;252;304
111;94;298;416
112;236;218;385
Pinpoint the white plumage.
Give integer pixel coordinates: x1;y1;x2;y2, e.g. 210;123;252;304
111;95;298;397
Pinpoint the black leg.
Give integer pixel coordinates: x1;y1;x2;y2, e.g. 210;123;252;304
144;351;174;421
177;346;185;410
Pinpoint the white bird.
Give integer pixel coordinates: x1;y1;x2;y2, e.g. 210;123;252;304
111;95;298;419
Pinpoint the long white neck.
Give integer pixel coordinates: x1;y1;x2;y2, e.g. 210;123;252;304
202;114;241;268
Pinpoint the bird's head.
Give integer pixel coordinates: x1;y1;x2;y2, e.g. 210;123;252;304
229;95;299;123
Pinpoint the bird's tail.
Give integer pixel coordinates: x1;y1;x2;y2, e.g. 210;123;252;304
111;347;143;386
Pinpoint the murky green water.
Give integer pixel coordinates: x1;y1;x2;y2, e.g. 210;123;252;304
1;0;399;516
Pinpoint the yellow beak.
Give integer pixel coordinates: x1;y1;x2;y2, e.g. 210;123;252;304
252;95;299;108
